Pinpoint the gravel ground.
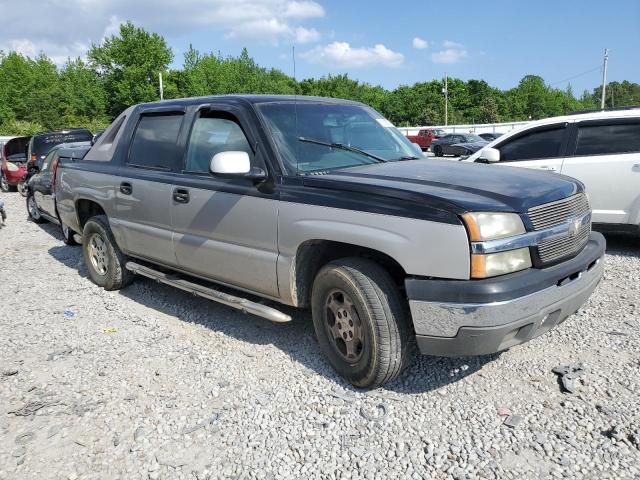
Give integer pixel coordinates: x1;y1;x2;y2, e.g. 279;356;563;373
0;191;639;480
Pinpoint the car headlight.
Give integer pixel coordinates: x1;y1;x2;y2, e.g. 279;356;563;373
470;248;532;278
6;161;19;172
462;212;526;241
462;212;531;278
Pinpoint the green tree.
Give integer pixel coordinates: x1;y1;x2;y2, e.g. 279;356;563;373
88;21;173;116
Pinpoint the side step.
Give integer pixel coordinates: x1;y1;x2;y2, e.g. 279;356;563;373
125;261;292;323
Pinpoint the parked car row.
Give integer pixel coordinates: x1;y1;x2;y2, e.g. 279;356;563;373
1;129;93;193
404;128;504;154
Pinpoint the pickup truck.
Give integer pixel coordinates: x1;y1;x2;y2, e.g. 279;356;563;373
406;128;446;150
55;95;605;388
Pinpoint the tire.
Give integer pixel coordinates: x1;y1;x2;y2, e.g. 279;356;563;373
17;181;28;197
82;215;133;290
27;193;47;224
311;257;414;388
1;173;12;192
433;145;442;157
61;222;79;246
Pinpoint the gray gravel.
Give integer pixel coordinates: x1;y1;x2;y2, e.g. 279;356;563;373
1;191;639;480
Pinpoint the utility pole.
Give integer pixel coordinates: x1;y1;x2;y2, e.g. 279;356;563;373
159;72;164;101
600;48;608;110
443;74;448;126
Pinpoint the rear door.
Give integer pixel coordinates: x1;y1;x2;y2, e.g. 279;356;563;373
493;123;568;172
561;118;640;225
114;109;185;266
171;105;279;297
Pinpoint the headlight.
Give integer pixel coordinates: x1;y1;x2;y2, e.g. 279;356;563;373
470;248;532;278
462;212;531;278
6;162;19;172
462;212;525;241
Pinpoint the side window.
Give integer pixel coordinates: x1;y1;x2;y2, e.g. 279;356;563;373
40;150;56;172
498;127;565;161
575;122;640;156
185;113;253;174
128;113;184;170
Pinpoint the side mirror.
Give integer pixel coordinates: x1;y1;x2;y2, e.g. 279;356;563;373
209;151;266;181
478;147;500;163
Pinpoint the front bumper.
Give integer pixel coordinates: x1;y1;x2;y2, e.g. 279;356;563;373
406;232;605;356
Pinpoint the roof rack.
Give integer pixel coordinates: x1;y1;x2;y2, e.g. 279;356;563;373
568;105;640;115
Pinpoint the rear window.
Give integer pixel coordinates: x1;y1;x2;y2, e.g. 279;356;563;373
128;114;184;170
575;122;640;156
33;131;93;156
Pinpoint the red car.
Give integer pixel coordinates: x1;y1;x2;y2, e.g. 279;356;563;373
0;136;30;192
406;128;447;151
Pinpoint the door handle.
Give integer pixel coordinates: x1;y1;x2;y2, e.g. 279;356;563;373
632;163;640;172
540;165;557;171
173;188;190;203
120;182;133;195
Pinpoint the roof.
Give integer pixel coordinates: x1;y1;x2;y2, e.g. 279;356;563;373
138;94;366;109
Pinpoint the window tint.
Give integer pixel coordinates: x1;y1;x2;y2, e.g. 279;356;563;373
575;123;640;156
40;150;57;172
128;114;183;170
185;114;252;173
499;127;565;161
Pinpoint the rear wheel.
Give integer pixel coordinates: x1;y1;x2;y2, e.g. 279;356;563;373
27;193;47;224
17;181;28;197
311;257;413;388
82;215;133;290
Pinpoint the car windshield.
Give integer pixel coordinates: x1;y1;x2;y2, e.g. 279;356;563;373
257;102;419;174
461;134;485;143
33;131;93;157
433;129;446;135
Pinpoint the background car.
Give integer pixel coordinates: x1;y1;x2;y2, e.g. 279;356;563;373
26;129;93;166
431;133;488;157
26;141;92;244
406;128;447;150
1;136;30;192
479;132;504;141
465;107;640;232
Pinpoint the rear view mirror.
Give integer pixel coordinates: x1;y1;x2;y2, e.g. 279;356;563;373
478;147;500;163
209;151;266;181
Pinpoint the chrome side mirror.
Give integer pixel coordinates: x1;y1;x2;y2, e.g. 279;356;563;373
209;151;266;181
478;147;500;163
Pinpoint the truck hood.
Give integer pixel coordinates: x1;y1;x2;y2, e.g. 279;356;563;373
302;159;583;214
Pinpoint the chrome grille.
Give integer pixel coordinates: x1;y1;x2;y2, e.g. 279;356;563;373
528;193;591;264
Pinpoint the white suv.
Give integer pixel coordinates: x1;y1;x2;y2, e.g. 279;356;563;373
465;107;640;232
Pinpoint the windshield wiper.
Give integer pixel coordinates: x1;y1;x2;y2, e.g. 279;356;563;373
393;155;420;161
298;136;387;164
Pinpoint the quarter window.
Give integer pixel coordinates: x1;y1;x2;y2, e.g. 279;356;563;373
575;123;640;156
185;114;252;173
128;114;184;170
498;127;565;161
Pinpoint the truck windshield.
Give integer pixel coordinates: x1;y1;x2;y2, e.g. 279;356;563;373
257;102;419;174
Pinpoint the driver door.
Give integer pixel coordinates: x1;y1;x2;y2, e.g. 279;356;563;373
494;124;568;172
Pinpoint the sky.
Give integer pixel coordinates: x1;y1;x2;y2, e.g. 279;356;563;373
0;0;638;94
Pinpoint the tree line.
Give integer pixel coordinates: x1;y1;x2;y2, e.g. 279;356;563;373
1;22;638;135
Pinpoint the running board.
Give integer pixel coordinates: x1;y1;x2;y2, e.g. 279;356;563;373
125;261;292;323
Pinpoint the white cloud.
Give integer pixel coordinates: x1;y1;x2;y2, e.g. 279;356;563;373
0;0;326;62
294;27;320;44
412;37;428;49
300;41;404;68
431;40;468;64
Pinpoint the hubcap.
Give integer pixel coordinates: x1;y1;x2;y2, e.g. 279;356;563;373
324;289;364;362
28;197;40;219
88;233;109;275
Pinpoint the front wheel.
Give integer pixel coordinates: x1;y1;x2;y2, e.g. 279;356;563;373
433;145;442;157
0;173;10;192
27;193;47;224
311;258;413;388
17;181;28;197
82;215;133;290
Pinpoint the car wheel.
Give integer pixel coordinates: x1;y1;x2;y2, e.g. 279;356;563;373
61;222;79;246
26;193;47;224
0;173;10;192
82;215;134;291
311;257;413;388
433;145;442;157
17;181;28;197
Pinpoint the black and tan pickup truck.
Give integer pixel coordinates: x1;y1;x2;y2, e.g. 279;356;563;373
49;95;605;387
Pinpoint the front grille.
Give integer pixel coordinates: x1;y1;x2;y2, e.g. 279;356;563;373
528;193;591;264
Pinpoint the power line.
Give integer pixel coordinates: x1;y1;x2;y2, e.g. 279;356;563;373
549;65;602;87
